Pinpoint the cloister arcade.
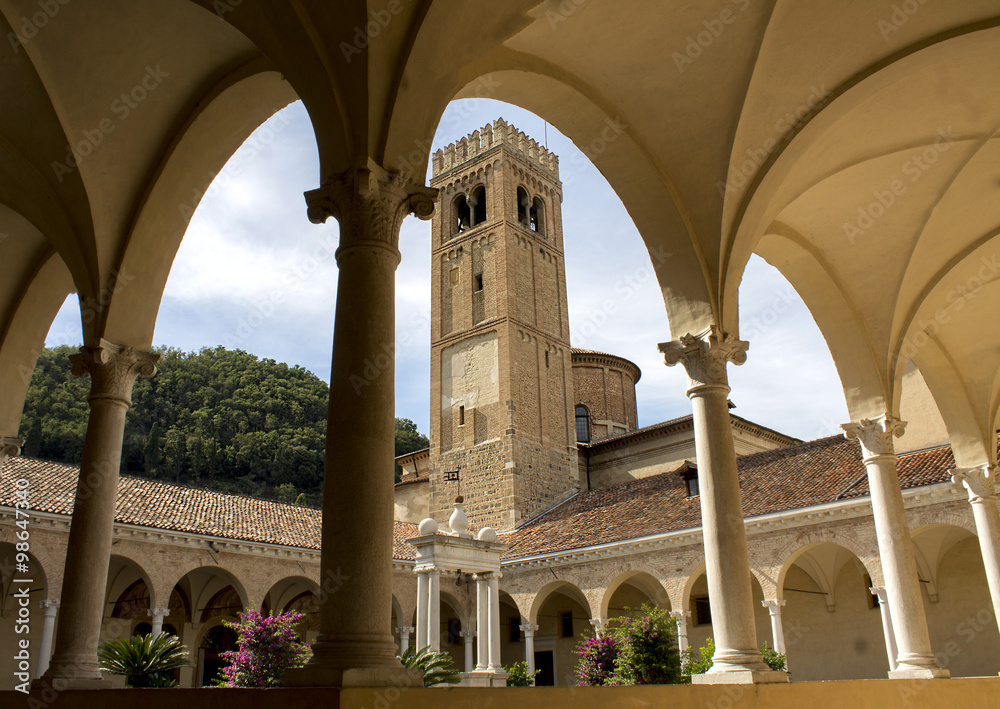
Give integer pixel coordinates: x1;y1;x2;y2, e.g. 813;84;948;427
0;2;999;706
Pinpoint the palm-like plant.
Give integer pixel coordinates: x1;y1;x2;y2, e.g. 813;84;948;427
399;645;462;687
98;632;191;688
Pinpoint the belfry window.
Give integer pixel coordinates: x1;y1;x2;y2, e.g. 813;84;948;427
454;194;471;234
530;197;544;235
517;186;529;225
575;405;591;443
471;185;487;226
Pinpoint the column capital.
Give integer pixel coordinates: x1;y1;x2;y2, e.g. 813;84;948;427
148;607;170;618
869;585;888;602
395;625;414;634
658;326;748;393
304;159;437;252
39;600;60;610
668;610;691;623
519;623;539;635
460;630;475;641
69;339;159;407
951;464;998;503
841;416;906;462
589;617;608;633
0;437;24;470
761;599;786;613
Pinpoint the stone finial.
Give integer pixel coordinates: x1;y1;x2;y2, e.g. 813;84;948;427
477;526;496;542
449;496;471;538
418;517;439;536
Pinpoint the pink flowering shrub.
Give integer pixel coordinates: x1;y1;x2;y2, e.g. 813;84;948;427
218;608;312;687
575;633;620;686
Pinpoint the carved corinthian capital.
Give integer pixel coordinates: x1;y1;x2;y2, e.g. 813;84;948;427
657;326;748;391
841;416;906;462
304;159;438;251
69;339;160;407
951;464;998;504
0;436;24;470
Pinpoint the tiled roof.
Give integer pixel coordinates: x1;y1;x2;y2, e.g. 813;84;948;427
0;457;418;561
499;436;956;559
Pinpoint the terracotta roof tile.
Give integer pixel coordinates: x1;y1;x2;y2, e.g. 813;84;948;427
500;436;956;559
0;457;418;561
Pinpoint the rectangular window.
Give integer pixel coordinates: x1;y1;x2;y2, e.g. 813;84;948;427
559;611;574;638
459;405;465;426
694;597;711;626
545;350;550;368
474;273;483;291
685;475;699;497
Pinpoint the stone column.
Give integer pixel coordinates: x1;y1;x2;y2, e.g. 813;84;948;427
475;575;488;671
396;626;413;655
39;341;158;689
589;617;608;637
35;601;59;678
415;570;429;649
843;417;948;679
520;623;539;678
428;569;441;652
951;464;1000;638
461;630;475;672
0;437;24;472
870;586;899;671
659;327;782;684
670;610;690;660
487;574;501;671
285;161;434;688
148;608;170;636
761;599;787;655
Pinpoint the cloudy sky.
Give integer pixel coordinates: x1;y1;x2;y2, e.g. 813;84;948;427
45;98;849;440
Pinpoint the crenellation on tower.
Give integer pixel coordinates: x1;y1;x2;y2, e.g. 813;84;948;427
431;119;559;180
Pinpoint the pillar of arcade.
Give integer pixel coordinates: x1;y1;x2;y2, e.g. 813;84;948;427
842;416;948;679
284;160;435;688
659;327;785;684
951;464;1000;653
38;341;158;689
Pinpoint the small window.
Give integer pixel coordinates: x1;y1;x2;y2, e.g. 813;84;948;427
459;405;465;426
559;611;574;638
517;186;529;224
575;405;591;443
545;350;550;368
694;597;711;626
471;185;487;226
474;273;483;291
685;473;699;497
509;617;521;642
530;197;545;235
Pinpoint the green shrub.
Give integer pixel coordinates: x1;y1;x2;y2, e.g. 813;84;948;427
504;660;539;686
98;632;190;688
682;638;787;682
399;645;461;687
612;606;681;685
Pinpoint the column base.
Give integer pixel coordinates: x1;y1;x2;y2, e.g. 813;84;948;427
692;669;789;685
461;670;508;687
888;667;951;680
283;665;422;688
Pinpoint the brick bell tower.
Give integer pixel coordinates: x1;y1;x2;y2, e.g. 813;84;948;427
427;119;579;531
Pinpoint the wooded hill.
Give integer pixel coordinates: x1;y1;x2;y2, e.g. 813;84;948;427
18;346;428;506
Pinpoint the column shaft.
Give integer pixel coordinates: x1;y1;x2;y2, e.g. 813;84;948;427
415;571;429;649
762;600;786;655
953;465;1000;638
871;586;899;671
286;162;435;687
520;623;538;680
35;601;59;678
41;342;157;688
487;575;501;671
845;417;947;679
428;570;441;652
462;630;474;672
475;576;488;671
